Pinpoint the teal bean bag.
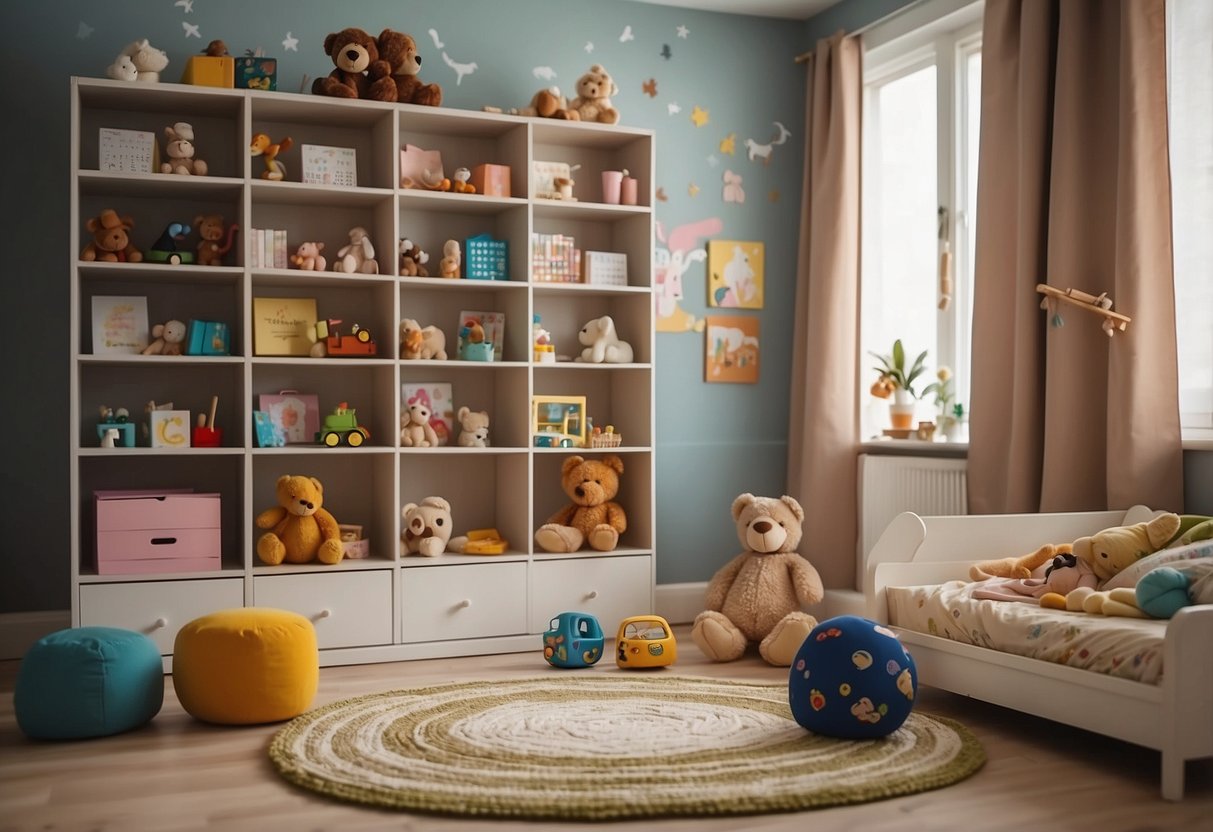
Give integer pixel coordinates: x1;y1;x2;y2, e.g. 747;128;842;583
15;627;163;740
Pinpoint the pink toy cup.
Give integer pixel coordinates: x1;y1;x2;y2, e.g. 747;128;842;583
601;170;623;204
621;176;638;206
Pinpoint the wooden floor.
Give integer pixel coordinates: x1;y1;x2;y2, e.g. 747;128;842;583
1;626;1210;832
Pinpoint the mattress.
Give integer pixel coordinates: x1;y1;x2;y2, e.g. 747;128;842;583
887;580;1168;684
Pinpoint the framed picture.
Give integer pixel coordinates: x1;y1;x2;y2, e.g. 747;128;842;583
402;382;454;446
531;395;587;447
257;390;319;444
91;295;149;355
707;240;765;309
705;316;760;384
252;297;317;356
532;160;572;200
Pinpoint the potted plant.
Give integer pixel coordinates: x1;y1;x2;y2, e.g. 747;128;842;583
869;340;928;430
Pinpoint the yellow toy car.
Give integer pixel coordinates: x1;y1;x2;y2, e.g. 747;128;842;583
615;615;677;669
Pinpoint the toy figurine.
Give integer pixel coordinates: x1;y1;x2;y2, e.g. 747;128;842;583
146;221;194;264
291;242;327;271
194;214;238;267
335;227;379;274
451;167;477;194
250;133;294;180
398;238;429;276
439;239;461;278
97;406;136;447
160;123;207;176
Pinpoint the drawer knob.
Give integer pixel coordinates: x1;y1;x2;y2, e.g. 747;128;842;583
584;590;599;600
152;617;168;630
456;599;472;610
313;609;332;621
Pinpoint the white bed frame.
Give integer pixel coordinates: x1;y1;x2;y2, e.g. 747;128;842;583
865;505;1213;800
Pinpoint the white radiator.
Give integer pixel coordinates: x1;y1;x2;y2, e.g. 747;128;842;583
857;454;968;578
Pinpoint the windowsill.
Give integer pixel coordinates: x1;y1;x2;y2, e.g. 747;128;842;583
1182;428;1213;451
860;438;968;457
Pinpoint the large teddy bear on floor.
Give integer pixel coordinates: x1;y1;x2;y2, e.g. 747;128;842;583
692;494;823;666
256;475;344;565
535;455;627;553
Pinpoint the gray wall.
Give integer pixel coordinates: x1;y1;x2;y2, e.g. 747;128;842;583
0;0;808;612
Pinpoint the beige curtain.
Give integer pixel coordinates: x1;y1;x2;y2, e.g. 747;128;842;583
788;32;862;589
969;0;1183;515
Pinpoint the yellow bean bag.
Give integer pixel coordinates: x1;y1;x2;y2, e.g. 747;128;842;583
173;608;318;725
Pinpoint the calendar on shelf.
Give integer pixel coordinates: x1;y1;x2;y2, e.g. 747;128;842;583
98;128;158;173
301;144;357;187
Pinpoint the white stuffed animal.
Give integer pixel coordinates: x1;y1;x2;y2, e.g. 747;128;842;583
576;315;634;364
106;55;138;82
122;39;169;83
336;227;379;274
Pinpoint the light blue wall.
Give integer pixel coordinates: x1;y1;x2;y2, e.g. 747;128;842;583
0;0;808;611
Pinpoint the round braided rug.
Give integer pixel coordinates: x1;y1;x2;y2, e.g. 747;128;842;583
269;675;984;820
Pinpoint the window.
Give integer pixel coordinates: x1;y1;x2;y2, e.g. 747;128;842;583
1167;0;1213;435
860;2;982;440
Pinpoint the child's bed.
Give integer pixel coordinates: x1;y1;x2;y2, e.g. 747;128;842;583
864;505;1213;800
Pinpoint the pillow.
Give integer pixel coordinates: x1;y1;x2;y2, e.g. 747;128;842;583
1136;561;1213;618
1102;539;1213;591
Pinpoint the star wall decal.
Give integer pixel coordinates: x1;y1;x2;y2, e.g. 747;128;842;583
585;41;594;53
642;78;657;97
620;25;635;43
660;44;672;60
719;133;736;155
175;0;193;12
690;105;709;127
656;187;668;202
183;21;200;38
667;102;681;116
76;21;94;39
769;190;781;202
688;183;700;197
677;25;689;39
282;32;299;52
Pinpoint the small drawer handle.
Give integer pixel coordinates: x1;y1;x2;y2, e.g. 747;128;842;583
150;537;178;546
584;590;599;600
456;599;472;610
152;617;168;630
313;609;332;621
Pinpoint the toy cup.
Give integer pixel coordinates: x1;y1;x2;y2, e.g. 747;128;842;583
191;426;223;447
601;170;623;204
621;176;638;206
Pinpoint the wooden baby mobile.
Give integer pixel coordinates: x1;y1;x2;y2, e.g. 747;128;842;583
1036;284;1131;337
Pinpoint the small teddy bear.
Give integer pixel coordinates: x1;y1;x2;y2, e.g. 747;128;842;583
576;315;633;363
142;320;187;356
81;210;143;263
439;240;461;278
455;406;490;447
194;214;237;266
400;401;439;447
398;239;429;276
570;64;620;124
335;227;379;274
161;123;207;176
290;241;326;271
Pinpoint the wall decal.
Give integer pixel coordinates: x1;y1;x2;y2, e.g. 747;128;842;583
175;0;193;12
690;105;709;127
77;22;94;39
677;25;690;39
585;41;594;53
706;316;760;383
282;32;299;52
744;121;792;164
533;66;556;81
656;187;668;202
722;170;745;204
707;155;719;167
642;78;657;97
183;21;201;38
708;240;764;308
719;133;736;155
769;190;780;202
428;29;445;49
655;218;722;333
688;183;701;197
660;44;672;60
668;102;682;116
620;26;635;43
442;52;478;85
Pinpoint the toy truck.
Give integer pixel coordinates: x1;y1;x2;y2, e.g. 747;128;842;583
315;403;370;447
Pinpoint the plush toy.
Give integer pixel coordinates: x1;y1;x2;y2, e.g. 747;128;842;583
255;475;344;565
194;214;237;267
570;64;620;124
576;315;634;363
400;401;439;447
970;543;1059;581
142;320;187;356
250;133;293;180
439;240;461;278
691;494;823;666
535;455;627;553
335;227;379;274
311;28;396;101
160;123;207;176
1074;512;1181;584
455;406;490;447
376;29;442;106
120;39;169;83
399;318;447;360
398;239;429;276
451;168;476;194
401;496;468;556
106;54;138;82
511;86;580;120
81;210;143;263
972;545;1099;607
290;242;326;271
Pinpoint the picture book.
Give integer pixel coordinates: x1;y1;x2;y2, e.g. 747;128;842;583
91;295;148;354
401;382;454;446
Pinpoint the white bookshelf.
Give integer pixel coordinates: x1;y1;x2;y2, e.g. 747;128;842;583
70;77;656;667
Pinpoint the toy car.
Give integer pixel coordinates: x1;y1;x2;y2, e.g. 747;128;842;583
317;319;378;357
615;615;677;669
315;403;370;447
146;221;195;264
543;611;604;668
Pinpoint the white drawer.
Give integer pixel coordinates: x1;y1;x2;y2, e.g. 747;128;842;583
79;577;245;655
254;570;393;650
530;556;653;633
400;562;527;643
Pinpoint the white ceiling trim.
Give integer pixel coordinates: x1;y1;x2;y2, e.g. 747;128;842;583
622;0;840;22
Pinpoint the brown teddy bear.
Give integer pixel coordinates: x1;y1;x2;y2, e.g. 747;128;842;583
398;238;429;276
311;28;396;101
570;64;619;124
691;494;823;666
81;210;143;262
194;214;238;267
376;29;442;106
515;86;580;120
535;455;627;553
256;475;344;565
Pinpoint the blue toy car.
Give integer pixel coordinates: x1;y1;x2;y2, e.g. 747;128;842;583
543;611;605;668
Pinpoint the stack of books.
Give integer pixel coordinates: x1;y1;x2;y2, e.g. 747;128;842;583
531;233;581;282
248;228;289;269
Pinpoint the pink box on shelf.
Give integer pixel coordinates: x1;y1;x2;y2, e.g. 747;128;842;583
94;490;222;575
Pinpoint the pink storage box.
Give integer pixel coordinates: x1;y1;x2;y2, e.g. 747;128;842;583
94;490;222;575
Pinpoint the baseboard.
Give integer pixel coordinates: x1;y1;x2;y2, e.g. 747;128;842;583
0;610;70;660
655;582;706;624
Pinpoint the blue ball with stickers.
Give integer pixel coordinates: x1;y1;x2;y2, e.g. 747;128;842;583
787;615;917;739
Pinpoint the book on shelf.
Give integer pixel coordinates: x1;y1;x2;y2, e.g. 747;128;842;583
248;228;288;269
531;233;581;282
252;296;318;356
91;295;149;354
